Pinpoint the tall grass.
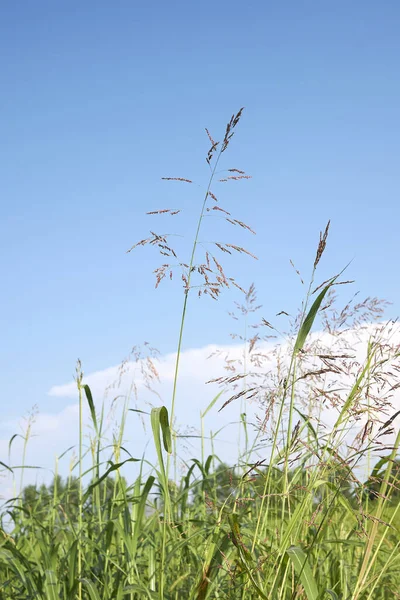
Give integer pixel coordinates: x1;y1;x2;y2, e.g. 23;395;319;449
1;110;399;599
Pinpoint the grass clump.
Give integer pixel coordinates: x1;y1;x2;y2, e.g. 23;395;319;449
1;109;399;599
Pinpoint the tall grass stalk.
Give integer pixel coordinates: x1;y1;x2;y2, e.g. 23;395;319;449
76;361;84;600
153;108;247;598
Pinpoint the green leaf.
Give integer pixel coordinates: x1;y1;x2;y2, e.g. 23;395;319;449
228;514;253;564
201;390;224;418
370;456;389;479
151;406;172;453
132;475;155;556
294;407;319;449
293;278;336;354
83;384;98;434
335;343;374;428
204;454;214;475
227;514;271;599
80;579;102;600
160;406;172;453
67;540;78;596
286;546;319;600
195;531;231;600
129;408;150;415
58;445;75;461
0;460;12;473
124;585;158;599
83;457;139;501
44;570;58;600
151;406;172;482
8;433;20;456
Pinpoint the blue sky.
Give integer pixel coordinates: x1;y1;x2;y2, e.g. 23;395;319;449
1;2;399;484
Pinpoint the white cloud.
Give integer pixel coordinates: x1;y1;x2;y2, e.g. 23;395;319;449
2;322;400;500
48;365;121;399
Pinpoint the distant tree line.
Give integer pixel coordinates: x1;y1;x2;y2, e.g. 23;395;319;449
14;458;399;526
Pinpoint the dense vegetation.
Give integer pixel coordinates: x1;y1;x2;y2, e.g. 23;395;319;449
1;110;399;599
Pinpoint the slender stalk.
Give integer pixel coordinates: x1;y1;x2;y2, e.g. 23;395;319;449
159;146;224;599
168;153;224;430
76;362;83;600
353;425;400;599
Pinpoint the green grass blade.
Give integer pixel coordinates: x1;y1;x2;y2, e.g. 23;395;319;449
151;406;172;481
67;540;78;596
44;569;58;600
0;460;13;472
132;475;155;556
160;406;172;453
83;458;139;501
293;277;336;354
151;406;172;454
286;546;319;600
83;384;98;435
80;578;102;600
200;391;224;419
334;346;373;428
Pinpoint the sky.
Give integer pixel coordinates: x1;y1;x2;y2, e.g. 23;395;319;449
1;2;400;494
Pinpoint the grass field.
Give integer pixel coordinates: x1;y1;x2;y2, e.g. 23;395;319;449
1;109;399;599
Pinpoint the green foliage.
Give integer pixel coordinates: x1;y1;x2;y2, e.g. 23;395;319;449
1;109;399;599
363;458;400;502
1;454;396;599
